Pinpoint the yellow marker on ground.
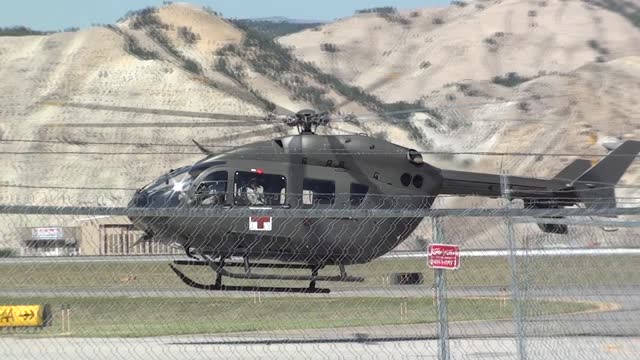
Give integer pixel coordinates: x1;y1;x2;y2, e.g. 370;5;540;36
0;305;48;327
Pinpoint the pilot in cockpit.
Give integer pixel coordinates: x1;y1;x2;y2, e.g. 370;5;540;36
196;181;226;206
246;178;265;205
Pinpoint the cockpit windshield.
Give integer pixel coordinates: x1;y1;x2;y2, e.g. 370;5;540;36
190;171;228;206
134;166;195;208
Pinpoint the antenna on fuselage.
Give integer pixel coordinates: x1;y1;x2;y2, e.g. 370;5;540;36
192;139;213;156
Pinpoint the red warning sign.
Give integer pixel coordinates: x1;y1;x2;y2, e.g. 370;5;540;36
427;244;460;270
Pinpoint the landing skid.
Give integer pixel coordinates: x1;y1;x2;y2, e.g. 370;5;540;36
170;264;331;293
170;255;364;294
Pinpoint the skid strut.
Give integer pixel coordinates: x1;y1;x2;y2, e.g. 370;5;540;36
170;256;364;294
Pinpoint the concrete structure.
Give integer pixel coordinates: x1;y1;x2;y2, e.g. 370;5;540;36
19;226;80;256
19;217;180;256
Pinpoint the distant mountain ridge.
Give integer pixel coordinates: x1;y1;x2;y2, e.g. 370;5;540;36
245;16;328;24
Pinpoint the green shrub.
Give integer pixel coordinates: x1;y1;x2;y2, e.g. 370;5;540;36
492;72;531;87
355;7;397;15
183;58;202;75
232;20;324;40
125;34;159;60
202;6;220;17
177;26;200;44
0;248;16;257
320;43;339;53
0;26;50;36
129;7;169;30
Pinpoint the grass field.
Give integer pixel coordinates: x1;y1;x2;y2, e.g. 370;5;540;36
0;256;623;337
0;296;595;337
0;255;638;290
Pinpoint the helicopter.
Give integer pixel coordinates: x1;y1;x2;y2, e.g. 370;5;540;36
47;103;640;293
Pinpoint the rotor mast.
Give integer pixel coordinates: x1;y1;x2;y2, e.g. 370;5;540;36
283;110;330;134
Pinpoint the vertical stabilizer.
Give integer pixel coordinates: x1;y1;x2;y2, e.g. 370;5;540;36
553;159;592;183
574;140;640;209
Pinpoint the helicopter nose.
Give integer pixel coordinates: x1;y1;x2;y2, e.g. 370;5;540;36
129;189;150;208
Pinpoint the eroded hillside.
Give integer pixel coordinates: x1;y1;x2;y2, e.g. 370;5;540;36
0;2;638;249
280;0;640;102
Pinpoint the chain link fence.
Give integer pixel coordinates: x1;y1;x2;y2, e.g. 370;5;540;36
0;201;638;360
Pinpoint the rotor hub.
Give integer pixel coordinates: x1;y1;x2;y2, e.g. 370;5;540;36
284;109;329;134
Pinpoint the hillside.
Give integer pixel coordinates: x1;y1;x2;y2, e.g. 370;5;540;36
0;3;416;204
405;57;640;249
0;2;638;250
280;0;640;249
280;0;640;102
0;3;426;247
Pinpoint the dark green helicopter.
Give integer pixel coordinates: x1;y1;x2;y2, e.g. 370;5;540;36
49;104;640;293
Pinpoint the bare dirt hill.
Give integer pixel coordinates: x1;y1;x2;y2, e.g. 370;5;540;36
404;58;640;249
0;2;638;250
0;4;419;247
280;0;640;102
279;0;640;248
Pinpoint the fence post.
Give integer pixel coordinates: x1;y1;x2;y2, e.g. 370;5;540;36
433;216;450;360
501;172;528;360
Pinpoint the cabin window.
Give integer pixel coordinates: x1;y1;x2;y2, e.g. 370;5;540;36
350;183;369;206
302;178;335;205
234;171;286;206
191;171;228;206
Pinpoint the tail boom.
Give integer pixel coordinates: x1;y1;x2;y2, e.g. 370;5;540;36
438;140;640;209
439;169;573;206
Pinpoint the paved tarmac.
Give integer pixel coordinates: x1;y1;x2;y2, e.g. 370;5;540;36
1;336;638;360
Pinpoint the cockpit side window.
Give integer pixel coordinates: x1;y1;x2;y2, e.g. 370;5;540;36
302;178;335;205
191;171;228;207
350;183;369;206
234;171;286;206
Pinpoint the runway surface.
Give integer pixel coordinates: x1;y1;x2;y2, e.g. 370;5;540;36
2;336;638;360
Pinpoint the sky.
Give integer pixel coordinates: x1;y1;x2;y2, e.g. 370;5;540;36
0;0;448;31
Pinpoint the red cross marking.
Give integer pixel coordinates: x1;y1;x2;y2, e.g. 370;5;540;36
250;216;271;229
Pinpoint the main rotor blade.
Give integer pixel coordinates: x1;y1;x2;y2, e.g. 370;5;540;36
44;121;265;128
203;126;289;144
273;104;297;116
42;101;268;122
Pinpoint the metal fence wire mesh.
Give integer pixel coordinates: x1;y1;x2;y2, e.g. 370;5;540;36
0;200;638;360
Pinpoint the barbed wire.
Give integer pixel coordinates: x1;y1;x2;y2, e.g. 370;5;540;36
3;182;640;193
0;184;139;191
1;204;637;217
39;94;569;121
1;147;637;158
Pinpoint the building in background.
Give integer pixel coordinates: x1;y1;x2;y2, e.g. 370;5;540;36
19;216;180;256
19;227;80;256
